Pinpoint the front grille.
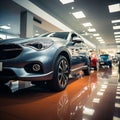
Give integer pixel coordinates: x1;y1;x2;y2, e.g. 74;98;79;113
0;44;22;60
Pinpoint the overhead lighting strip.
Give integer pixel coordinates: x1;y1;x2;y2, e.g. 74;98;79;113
59;0;74;4
114;32;120;35
82;22;92;27
112;19;120;23
72;11;86;19
116;38;120;41
0;25;11;30
113;25;120;30
93;33;100;36
116;41;120;43
115;35;120;38
88;28;96;32
108;3;120;13
96;37;102;39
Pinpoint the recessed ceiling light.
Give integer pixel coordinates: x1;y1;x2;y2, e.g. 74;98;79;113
0;25;11;30
98;40;104;42
96;37;102;39
115;35;120;38
88;28;96;32
59;0;74;4
82;22;92;27
113;25;120;30
99;41;105;44
71;7;74;9
108;3;120;13
0;34;6;39
116;41;120;43
116;38;120;40
112;19;120;23
72;11;86;19
114;32;120;35
93;33;100;36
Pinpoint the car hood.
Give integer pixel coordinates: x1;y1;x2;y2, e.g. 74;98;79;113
0;37;67;45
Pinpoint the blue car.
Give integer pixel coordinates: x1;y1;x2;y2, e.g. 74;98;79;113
99;54;112;68
0;32;90;91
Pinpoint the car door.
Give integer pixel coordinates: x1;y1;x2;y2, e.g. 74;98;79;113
67;33;86;71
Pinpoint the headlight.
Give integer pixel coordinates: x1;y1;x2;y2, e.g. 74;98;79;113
23;40;54;50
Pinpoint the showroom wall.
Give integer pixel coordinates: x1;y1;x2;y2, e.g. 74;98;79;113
0;0;47;39
0;0;21;38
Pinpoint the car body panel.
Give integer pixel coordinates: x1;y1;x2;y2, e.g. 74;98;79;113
0;32;90;88
99;54;112;68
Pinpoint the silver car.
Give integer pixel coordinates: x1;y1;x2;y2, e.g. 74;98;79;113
0;32;90;91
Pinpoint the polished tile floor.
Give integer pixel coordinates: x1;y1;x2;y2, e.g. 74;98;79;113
0;66;120;120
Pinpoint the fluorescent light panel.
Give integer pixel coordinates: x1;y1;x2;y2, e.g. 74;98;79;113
116;41;120;43
114;32;120;35
115;35;120;38
59;0;74;4
88;28;96;32
98;39;104;42
108;3;120;13
100;41;105;44
113;25;120;30
112;19;120;23
96;37;102;39
72;11;86;19
116;38;120;40
93;33;100;36
82;22;92;27
0;25;11;29
0;34;6;39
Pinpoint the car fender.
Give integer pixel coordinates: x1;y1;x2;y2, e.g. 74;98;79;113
51;46;71;70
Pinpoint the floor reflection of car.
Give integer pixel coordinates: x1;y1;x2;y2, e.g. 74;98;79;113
57;77;92;120
99;54;112;68
97;68;112;79
0;32;90;91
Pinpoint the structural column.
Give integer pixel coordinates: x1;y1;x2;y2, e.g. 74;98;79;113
20;11;33;38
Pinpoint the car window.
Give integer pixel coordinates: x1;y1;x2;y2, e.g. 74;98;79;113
40;32;52;37
41;32;69;40
100;55;109;60
49;32;69;40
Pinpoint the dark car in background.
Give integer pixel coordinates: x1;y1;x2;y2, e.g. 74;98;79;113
0;32;90;91
99;54;112;68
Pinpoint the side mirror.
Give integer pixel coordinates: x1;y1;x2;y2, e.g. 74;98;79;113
72;37;84;43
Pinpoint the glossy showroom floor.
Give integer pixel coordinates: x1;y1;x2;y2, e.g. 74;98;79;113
0;65;120;120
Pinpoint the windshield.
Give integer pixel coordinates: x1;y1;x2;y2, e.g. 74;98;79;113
100;55;109;60
40;32;69;40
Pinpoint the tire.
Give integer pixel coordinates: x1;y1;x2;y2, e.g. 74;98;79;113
84;66;90;75
48;55;70;92
83;58;90;75
109;64;112;68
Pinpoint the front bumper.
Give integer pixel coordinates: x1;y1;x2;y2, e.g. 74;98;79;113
0;44;56;81
0;67;53;81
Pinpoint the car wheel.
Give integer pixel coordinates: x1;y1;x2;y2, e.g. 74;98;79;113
109;64;112;68
48;55;70;92
84;66;90;75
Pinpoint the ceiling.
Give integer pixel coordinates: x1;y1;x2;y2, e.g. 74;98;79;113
29;0;120;48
